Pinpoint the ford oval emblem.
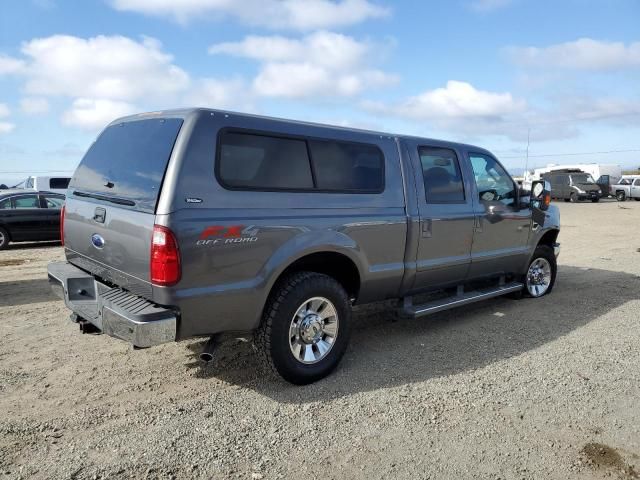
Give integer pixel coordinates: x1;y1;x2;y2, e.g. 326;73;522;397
91;234;105;249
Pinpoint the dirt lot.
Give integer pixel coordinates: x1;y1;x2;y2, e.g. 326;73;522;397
1;200;639;480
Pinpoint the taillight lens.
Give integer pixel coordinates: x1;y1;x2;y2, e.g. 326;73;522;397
150;225;181;286
60;204;65;246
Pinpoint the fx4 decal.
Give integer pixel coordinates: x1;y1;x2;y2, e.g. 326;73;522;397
197;225;259;246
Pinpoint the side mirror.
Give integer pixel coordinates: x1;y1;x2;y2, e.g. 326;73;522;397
531;180;551;211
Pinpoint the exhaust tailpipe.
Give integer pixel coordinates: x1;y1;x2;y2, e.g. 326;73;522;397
199;335;221;363
78;319;101;335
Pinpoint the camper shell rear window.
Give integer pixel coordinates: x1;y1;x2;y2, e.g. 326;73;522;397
69;118;183;212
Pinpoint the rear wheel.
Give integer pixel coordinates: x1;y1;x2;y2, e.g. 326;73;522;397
0;227;9;250
569;192;577;203
616;191;626;202
255;272;351;385
591;197;599;203
524;245;557;298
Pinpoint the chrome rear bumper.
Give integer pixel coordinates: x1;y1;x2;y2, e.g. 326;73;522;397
47;261;176;348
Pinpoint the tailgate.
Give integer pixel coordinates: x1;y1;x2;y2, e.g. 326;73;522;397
63;116;183;298
64;197;155;297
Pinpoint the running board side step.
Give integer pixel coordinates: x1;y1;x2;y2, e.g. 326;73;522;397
400;282;524;319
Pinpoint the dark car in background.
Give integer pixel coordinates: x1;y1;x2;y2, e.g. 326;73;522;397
0;190;65;250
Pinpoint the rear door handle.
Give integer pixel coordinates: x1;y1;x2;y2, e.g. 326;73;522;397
422;219;432;238
474;216;483;232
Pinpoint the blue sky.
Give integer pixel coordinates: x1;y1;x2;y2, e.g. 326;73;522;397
1;0;639;185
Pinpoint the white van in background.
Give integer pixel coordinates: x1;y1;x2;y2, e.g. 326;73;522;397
23;176;71;195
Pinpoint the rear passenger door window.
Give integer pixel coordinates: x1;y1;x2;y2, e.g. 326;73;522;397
218;131;313;190
418;146;465;203
13;195;41;209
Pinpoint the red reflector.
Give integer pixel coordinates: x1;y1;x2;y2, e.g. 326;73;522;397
60;204;66;246
150;225;181;286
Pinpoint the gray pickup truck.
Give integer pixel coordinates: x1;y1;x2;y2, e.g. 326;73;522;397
48;109;560;384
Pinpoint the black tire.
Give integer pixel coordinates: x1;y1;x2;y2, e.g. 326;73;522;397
563;198;570;203
634;198;640;201
616;191;626;202
255;272;351;385
591;197;599;203
522;245;557;298
569;192;577;203
0;226;9;250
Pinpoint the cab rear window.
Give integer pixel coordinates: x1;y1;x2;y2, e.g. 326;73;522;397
69;118;183;212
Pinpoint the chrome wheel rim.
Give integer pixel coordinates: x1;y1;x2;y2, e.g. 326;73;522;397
289;297;339;364
526;258;552;297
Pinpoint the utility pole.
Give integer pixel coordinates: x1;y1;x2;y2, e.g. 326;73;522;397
524;126;531;175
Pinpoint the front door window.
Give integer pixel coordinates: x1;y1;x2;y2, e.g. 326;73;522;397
468;153;516;207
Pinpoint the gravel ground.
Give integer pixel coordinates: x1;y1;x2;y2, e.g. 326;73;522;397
1;200;639;480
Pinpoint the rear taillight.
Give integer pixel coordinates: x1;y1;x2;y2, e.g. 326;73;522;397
60;204;65;246
150;225;181;286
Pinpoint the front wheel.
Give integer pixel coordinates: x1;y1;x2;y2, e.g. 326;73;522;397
524;245;557;298
569;192;578;203
591;197;600;203
616;191;626;202
255;272;351;385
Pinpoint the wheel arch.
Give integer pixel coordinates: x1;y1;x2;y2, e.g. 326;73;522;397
269;251;361;302
537;229;559;249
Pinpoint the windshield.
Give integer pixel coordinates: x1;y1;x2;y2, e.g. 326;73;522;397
570;174;595;184
69;118;183;212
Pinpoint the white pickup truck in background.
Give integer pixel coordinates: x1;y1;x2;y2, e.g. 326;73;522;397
612;175;640;201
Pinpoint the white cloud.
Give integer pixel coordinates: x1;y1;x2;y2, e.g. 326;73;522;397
0;122;15;134
5;33;272;130
0;54;24;75
209;31;398;98
363;80;640;142
506;38;640;71
469;0;513;11
0;103;10;118
362;81;532;140
185;77;254;111
62;98;137;130
20;97;50;115
110;0;389;30
366;80;525;120
20;35;190;101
